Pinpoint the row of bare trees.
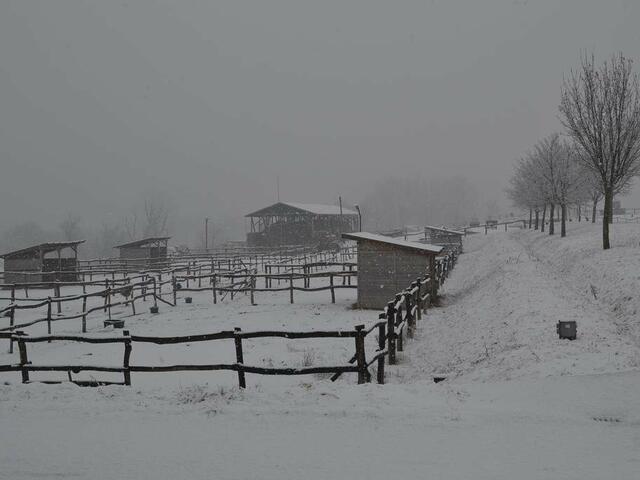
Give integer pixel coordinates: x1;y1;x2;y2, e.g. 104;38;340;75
508;52;640;249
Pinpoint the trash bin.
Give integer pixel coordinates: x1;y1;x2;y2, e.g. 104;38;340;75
557;321;577;340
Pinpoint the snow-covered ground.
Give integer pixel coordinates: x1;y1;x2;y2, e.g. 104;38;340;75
1;224;639;479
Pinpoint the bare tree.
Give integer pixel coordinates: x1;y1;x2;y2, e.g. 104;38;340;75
59;213;82;241
143;196;170;237
559;52;640;249
123;210;139;240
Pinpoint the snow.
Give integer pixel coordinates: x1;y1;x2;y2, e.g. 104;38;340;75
1;223;639;479
282;202;358;216
342;232;443;253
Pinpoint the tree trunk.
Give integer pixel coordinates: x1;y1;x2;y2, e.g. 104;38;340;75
561;203;567;237
534;210;539;230
577;204;581;222
541;205;546;232
592;200;597;223
529;208;532;229
549;204;555;235
602;189;613;249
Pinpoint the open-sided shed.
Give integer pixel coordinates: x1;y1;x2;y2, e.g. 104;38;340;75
421;226;464;251
114;237;170;268
246;202;359;247
1;240;85;284
342;232;442;309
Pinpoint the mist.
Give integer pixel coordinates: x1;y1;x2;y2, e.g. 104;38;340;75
2;0;640;256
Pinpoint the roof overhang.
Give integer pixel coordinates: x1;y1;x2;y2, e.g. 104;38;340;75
342;232;442;254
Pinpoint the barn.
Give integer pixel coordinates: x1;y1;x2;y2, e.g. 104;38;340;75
245;202;359;247
1;240;85;284
342;232;442;309
421;226;464;252
114;237;170;268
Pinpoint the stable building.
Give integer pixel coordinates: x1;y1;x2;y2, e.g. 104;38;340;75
1;240;85;284
246;202;359;247
342;232;442;309
114;237;170;268
421;226;464;252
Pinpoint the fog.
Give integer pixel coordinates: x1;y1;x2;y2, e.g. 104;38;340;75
1;0;640;254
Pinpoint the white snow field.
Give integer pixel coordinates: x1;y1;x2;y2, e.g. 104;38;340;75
1;224;639;479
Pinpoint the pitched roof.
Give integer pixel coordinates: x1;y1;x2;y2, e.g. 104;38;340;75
114;237;171;249
342;232;442;254
1;240;85;259
246;202;358;217
423;225;465;236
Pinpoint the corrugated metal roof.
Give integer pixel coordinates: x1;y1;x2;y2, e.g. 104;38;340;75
342;232;442;254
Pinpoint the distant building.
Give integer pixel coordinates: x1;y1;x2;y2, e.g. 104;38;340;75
1;240;85;284
245;202;359;247
421;226;464;252
342;232;442;309
114;237;170;268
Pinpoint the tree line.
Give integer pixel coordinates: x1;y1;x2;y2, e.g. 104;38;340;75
508;52;640;249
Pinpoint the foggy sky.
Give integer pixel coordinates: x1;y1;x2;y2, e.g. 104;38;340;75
2;0;640;244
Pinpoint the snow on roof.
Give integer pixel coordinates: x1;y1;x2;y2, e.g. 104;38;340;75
342;232;442;254
114;237;171;249
246;202;358;217
1;240;85;259
283;202;358;216
424;225;465;236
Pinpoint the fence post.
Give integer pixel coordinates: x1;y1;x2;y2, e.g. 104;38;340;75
289;273;294;304
107;288;112;321
172;273;177;306
54;281;62;314
82;284;87;333
123;330;132;386
386;301;396;365
415;279;422;321
330;273;335;304
104;280;109;312
250;273;256;306
395;294;403;352
377;322;386;384
354;324;367;384
46;297;53;339
406;290;415;338
16;331;29;383
212;274;217;304
8;305;15;354
234;328;246;388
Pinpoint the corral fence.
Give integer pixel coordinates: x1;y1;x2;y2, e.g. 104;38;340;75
0;249;459;387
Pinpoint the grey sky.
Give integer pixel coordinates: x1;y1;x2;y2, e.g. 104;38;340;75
1;0;640;243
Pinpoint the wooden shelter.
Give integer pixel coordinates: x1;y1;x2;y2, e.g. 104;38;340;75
114;237;170;268
421;226;464;252
246;202;359;247
342;232;442;309
1;240;85;284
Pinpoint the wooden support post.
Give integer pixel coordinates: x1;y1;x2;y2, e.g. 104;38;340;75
250;274;256;306
234;328;246;388
289;273;294;304
16;331;29;383
107;288;112;321
377;322;386;384
355;324;367;384
386;301;396;365
172;273;177;306
123;330;132;386
104;280;109;312
330;273;335;304
212;274;217;304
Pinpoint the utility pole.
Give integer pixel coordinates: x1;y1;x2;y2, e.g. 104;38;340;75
205;217;209;252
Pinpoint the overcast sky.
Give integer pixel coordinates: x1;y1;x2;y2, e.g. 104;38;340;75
1;0;640;241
